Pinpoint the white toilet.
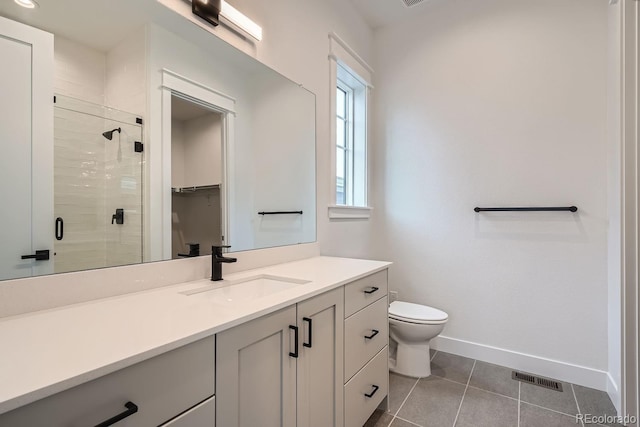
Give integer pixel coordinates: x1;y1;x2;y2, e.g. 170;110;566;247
388;301;448;378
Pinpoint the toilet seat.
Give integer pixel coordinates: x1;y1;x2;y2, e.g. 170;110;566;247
389;301;448;324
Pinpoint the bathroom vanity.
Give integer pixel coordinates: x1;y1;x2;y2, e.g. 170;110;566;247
0;256;390;427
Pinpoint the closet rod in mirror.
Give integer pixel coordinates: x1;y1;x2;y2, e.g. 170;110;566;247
172;185;220;193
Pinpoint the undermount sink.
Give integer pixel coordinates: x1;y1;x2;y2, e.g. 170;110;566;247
180;274;311;305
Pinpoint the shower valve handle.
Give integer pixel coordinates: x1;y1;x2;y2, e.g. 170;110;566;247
112;209;124;225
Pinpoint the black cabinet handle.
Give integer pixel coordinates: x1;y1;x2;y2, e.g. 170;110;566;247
364;329;379;340
364;287;379;295
94;401;138;427
55;217;64;241
303;317;312;348
21;250;50;261
289;325;299;358
364;385;380;398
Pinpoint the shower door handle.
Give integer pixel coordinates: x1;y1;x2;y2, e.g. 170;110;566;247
112;209;124;225
55;217;64;240
21;250;50;261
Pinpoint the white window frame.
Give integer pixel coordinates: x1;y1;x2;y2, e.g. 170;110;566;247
328;32;374;220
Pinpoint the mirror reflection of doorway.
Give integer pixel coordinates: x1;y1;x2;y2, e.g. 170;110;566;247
170;95;224;259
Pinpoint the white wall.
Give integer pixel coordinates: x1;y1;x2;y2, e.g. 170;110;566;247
171;118;186;188
182;113;223;187
373;0;609;388
171;114;223;189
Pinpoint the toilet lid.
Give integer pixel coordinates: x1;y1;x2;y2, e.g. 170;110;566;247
389;301;448;322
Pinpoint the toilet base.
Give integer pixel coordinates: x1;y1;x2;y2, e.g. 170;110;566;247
389;340;432;378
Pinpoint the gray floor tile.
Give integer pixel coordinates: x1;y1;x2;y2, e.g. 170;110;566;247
430;352;475;385
520;402;580;427
397;376;466;427
454;387;518;427
572;385;622;427
429;349;436;359
391;417;420;427
468;361;519;398
520;381;578;416
364;409;394;427
389;373;418;414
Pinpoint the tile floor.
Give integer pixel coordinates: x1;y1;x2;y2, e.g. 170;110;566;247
365;351;621;427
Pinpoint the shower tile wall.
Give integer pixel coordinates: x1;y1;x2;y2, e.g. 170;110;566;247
104;122;144;269
52;29;147;274
54;108;108;273
54;36;106;106
105;27;147;120
54;104;143;274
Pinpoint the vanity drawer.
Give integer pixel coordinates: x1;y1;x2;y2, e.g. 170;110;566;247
344;347;389;427
344;296;389;381
0;336;215;427
161;396;215;427
344;270;388;318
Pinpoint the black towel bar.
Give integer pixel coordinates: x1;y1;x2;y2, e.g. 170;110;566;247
258;211;303;215
474;206;578;213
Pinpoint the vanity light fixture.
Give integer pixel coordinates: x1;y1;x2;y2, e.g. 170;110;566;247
192;0;263;42
14;0;39;9
220;1;263;41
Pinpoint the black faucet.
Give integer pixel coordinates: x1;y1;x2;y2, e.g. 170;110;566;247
211;245;237;281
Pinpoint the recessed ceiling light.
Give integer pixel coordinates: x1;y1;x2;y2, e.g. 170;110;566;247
14;0;39;9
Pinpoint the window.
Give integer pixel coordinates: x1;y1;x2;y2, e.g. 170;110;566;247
335;82;351;205
329;33;373;219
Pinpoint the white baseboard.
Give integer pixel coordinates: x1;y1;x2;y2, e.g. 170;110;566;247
431;335;609;391
607;372;622;414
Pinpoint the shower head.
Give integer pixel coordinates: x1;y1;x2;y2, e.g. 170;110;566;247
102;127;121;140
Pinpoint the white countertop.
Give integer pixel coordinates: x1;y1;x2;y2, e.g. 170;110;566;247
0;256;390;414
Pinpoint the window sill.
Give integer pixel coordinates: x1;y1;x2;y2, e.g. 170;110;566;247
328;205;372;220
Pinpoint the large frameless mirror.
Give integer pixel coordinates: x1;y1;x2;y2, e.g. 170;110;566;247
0;0;316;281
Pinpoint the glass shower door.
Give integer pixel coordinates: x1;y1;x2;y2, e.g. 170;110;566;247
54;95;144;274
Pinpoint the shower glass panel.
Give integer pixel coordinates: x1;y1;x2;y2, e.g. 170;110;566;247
54;95;144;274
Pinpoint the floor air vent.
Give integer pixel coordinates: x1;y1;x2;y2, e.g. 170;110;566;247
402;0;427;7
512;371;563;392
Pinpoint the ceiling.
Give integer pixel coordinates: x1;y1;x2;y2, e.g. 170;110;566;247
349;0;436;29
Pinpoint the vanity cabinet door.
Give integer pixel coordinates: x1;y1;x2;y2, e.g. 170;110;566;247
297;288;344;427
216;305;297;427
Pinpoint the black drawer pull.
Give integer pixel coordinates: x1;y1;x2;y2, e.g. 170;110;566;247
303;317;312;348
55;217;64;240
94;401;138;427
364;329;379;340
289;325;299;358
364;385;380;398
364;287;379;295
